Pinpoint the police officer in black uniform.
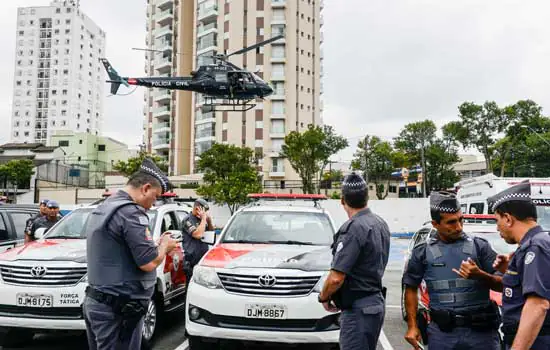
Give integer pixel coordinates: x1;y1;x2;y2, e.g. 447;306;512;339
181;198;214;277
402;191;501;349
24;199;49;242
28;200;61;241
83;158;178;350
489;181;550;349
318;172;390;350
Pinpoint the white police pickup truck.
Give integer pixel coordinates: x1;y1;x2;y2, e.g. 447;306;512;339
185;194;341;349
0;193;207;347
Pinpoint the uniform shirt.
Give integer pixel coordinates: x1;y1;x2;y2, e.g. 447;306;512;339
403;233;497;288
91;190;158;300
331;208;390;294
181;214;209;266
25;212;43;235
28;216;59;240
502;226;550;328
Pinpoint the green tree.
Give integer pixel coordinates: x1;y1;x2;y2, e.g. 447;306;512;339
394;120;437;197
195;143;262;215
454;101;506;173
113;151;168;178
2;159;35;203
280;125;348;194
322;169;343;182
424;140;460;191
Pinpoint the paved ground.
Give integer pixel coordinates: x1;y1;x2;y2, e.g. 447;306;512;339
0;238;414;350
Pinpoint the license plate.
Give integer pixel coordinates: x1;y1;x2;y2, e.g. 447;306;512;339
245;304;287;319
16;293;53;308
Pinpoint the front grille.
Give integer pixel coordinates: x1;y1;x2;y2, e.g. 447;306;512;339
0;264;87;287
217;272;320;297
0;305;82;319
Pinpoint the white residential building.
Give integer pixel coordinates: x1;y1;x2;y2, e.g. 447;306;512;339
11;0;106;145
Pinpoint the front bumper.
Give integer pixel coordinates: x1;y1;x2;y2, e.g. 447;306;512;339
185;281;340;344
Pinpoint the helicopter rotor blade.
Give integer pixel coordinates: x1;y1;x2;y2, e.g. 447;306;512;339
226;35;284;58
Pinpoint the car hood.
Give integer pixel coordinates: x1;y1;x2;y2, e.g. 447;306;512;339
0;239;87;263
200;243;332;271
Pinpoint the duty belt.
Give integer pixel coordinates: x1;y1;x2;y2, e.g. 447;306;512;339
502;323;550;345
430;304;500;332
85;286;147;316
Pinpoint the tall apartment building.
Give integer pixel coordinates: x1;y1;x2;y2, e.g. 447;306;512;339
143;0;195;176
193;0;324;185
143;0;324;182
11;0;106;145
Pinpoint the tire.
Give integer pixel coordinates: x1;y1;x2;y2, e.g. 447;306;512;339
401;284;408;321
0;327;34;346
141;298;159;350
188;335;218;350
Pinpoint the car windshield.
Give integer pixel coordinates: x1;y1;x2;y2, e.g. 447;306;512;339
536;205;550;231
221;211;334;245
470;232;517;255
44;208;158;239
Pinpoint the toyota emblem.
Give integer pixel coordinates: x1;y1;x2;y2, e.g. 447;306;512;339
30;266;47;278
258;274;277;288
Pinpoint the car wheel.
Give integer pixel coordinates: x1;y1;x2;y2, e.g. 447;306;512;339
141;298;159;349
401;284;408;321
188;335;218;350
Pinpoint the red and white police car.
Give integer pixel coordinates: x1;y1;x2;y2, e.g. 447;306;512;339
185;193;340;349
0;192;197;347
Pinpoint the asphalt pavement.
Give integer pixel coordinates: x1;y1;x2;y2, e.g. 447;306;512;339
0;238;414;350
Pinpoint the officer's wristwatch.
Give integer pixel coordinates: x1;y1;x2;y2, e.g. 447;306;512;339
318;294;328;303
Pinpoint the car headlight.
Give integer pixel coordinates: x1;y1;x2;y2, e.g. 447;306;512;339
312;271;329;293
192;266;222;289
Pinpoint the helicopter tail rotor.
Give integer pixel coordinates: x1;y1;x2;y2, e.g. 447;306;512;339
99;58;130;95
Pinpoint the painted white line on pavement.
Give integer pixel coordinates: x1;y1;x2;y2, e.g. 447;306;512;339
174;339;189;350
379;329;394;350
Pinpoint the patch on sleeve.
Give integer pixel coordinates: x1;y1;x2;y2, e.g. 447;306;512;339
504;287;513;298
525;251;535;265
145;227;152;241
336;241;344;253
138;215;149;226
185;220;197;232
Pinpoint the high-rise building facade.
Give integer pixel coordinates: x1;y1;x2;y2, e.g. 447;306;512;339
143;0;195;175
11;0;106;145
193;0;324;185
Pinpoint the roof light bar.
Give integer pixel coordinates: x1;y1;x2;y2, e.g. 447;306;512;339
247;193;328;200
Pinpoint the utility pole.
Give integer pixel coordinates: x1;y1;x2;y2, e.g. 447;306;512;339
420;145;427;198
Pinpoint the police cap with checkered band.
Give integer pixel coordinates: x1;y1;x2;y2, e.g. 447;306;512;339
488;180;532;212
430;191;461;214
342;172;367;195
139;158;170;194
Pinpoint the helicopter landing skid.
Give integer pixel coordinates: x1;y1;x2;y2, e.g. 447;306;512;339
202;96;257;112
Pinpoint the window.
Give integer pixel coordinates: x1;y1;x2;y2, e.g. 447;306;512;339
255;120;263;129
469;203;484;215
272;139;284;152
98;144;106;151
9;212;34;239
272;45;285;59
58;140;69;147
271;120;285;134
271;101;285;114
160;212;178;232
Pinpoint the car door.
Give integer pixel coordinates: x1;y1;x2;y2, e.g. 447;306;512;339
159;210;186;294
0;211;21;252
7;210;36;242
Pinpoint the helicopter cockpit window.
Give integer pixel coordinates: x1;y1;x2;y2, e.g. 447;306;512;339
250;72;263;83
215;73;227;83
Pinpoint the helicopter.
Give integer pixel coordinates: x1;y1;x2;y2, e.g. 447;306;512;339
100;35;284;112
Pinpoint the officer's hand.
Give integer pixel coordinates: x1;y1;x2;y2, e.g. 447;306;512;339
322;301;339;313
404;326;423;349
159;233;178;253
196;206;205;219
452;257;481;279
493;253;512;273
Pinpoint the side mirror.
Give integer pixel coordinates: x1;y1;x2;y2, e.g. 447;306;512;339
34;227;47;240
201;230;216;245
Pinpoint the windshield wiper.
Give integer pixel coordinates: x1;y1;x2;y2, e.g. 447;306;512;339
222;240;269;244
267;240;316;245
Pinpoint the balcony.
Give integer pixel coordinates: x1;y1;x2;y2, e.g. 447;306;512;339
153;122;170;133
155;39;172;53
155;9;173;26
157;0;173;10
197;40;218;55
271;16;286;25
198;5;218;23
269;131;286;138
320;31;324;43
320;14;324;27
320;0;324;10
154;90;171;103
270;90;285;100
271;73;286;81
155;56;172;73
155;26;172;38
195;111;215;125
271;0;286;8
153;106;171;120
270;112;286;119
197;22;218;38
153;137;170;150
269;167;285;177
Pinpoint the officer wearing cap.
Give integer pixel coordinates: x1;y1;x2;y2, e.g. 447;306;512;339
489;181;550;349
27;200;61;241
83;158;178;350
318;172;390;350
181;198;214;276
24;199;49;242
402;191;501;349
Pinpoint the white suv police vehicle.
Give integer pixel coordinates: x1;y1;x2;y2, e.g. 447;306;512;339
0;193;192;347
185;194;340;349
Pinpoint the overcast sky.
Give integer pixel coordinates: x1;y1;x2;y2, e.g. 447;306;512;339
2;0;550;162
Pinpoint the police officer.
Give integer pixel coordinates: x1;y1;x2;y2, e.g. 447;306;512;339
489;181;550;349
28;200;61;241
181;198;214;276
402;191;501;349
83;158;178;350
318;172;390;350
24;199;49;242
